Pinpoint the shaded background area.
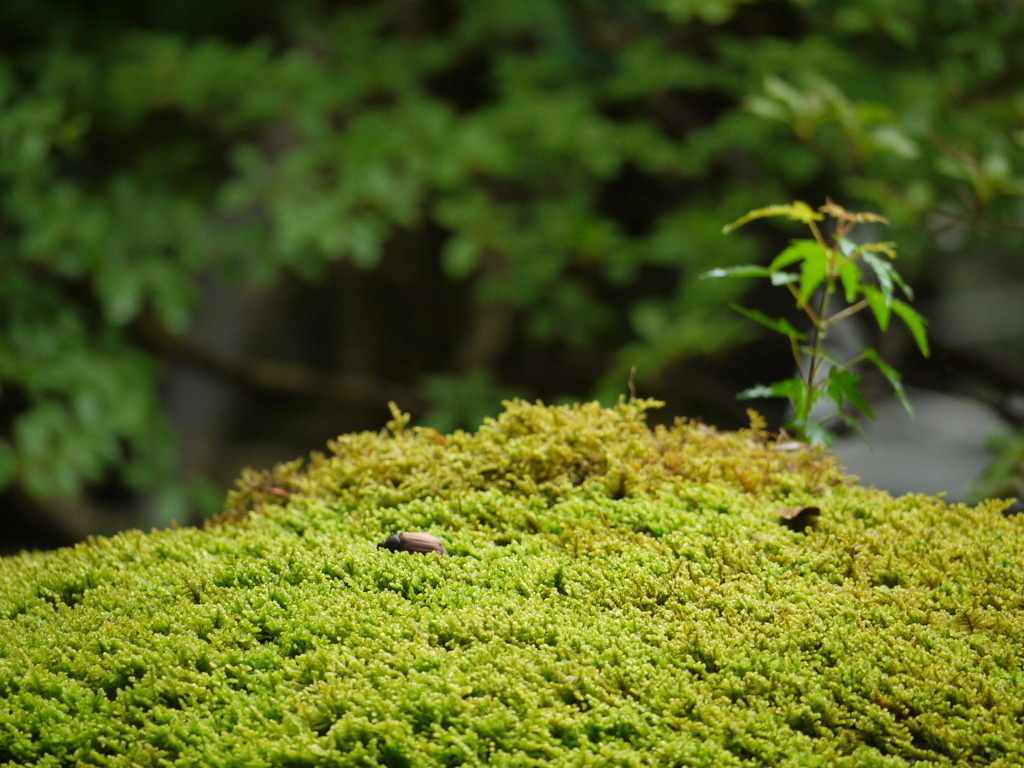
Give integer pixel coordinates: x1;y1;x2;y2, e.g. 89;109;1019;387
2;0;1023;554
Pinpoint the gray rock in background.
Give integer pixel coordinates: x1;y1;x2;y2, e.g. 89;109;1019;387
832;389;1004;502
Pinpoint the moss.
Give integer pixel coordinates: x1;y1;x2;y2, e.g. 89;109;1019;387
1;399;1022;766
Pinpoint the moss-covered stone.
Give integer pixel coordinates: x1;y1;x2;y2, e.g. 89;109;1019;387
1;399;1022;766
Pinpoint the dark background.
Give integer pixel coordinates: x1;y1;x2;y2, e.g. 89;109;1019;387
3;0;1024;554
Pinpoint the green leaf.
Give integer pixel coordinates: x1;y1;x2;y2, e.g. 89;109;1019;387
739;378;809;423
856;241;899;261
826;368;874;420
738;383;777;400
891;299;930;358
798;242;829;303
700;265;772;280
797;420;835;448
739;378;802;401
730;304;806;339
862;250;913;302
833;408;871;444
863;348;914;418
750;239;829;297
837;257;861;303
770;271;800;286
862;285;892;331
722;201;824;233
861;251;895;304
768;239;820;272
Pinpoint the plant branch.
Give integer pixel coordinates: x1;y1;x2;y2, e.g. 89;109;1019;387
823;299;868;327
807;218;828;252
790;335;807;382
803;285;832;397
843;351;867;368
786;283;820;325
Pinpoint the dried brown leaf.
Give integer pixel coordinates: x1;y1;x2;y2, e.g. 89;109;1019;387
778;505;821;531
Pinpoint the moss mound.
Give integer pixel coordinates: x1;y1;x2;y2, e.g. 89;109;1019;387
1;399;1022;767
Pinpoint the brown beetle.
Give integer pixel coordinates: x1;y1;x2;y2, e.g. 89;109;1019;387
378;532;448;555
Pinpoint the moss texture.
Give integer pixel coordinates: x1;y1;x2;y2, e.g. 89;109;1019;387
1;399;1022;767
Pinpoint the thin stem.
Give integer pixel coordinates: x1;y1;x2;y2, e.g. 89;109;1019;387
834;217;854;242
803;285;832;416
786;283;820;325
823;298;869;327
790;334;806;382
807;218;828;252
843;351;867;368
817;410;848;427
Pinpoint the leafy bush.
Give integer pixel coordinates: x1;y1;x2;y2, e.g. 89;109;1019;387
2;2;1022;521
1;400;1021;766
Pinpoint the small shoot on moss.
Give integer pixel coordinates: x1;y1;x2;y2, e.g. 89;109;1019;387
702;199;930;446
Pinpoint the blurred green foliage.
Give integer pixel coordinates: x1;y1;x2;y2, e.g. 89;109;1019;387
1;1;1022;518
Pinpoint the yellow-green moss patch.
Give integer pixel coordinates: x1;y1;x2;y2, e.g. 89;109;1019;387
1;399;1022;766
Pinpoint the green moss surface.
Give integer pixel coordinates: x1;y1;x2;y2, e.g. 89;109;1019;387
2;400;1022;767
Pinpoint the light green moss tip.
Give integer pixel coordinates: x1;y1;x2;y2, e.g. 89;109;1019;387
1;399;1022;767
